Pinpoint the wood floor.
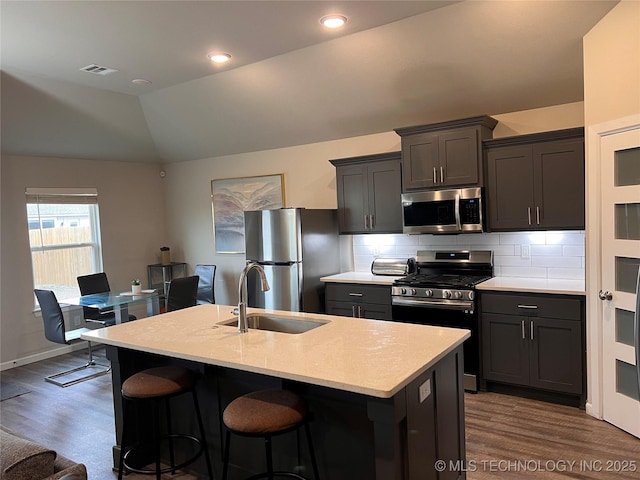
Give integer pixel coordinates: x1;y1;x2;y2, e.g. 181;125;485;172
1;348;639;479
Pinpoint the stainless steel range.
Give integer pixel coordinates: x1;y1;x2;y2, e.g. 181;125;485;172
391;250;493;392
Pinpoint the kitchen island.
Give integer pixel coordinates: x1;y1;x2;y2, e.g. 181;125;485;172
82;304;469;480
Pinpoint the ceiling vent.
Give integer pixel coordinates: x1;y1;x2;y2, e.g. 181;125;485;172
79;64;119;75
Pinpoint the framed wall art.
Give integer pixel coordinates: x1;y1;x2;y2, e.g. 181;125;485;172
211;174;285;253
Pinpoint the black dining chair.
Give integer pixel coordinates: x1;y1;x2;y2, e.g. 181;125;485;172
77;272;136;324
34;289;111;387
166;276;199;312
194;264;216;304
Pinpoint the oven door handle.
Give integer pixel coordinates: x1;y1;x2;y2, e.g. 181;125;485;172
454;193;462;230
392;297;474;311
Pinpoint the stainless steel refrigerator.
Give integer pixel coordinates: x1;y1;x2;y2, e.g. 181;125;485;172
244;208;339;313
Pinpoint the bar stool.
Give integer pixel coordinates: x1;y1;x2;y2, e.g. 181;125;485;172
222;389;320;480
117;366;214;479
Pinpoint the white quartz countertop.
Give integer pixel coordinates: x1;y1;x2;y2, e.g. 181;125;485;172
477;277;585;295
320;272;401;285
81;304;468;398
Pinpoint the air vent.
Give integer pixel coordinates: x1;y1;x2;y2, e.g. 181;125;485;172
79;64;119;75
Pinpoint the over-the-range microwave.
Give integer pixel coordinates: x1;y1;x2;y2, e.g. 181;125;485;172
401;187;484;234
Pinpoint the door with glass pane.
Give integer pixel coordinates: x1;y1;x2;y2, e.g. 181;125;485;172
601;127;640;438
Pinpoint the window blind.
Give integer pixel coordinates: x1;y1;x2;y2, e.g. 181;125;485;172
25;187;98;204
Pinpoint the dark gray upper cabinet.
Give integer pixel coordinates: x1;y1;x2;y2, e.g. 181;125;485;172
484;127;585;231
395;115;498;191
330;152;402;234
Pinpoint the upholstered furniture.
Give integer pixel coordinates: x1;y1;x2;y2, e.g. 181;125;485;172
76;272;136;324
166;275;199;312
0;426;87;480
34;289;110;387
222;389;320;480
117;366;213;479
194;264;216;304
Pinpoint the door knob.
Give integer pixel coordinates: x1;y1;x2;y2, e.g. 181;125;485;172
598;290;613;301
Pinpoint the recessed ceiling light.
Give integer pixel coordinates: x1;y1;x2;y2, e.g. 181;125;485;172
132;78;152;86
320;15;347;29
208;52;231;64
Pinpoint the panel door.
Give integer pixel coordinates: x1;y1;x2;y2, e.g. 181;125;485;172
438;127;479;186
528;317;583;394
368;159;402;233
600;127;640;438
485;145;535;230
534;139;585;229
335;164;368;233
481;313;529;386
402;132;439;190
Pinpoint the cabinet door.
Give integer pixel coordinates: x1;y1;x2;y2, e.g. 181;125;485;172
482;313;530;386
533;139;585;229
402;132;439;190
485;145;535;230
438;127;479;186
528;317;583;394
360;303;393;321
368;160;402;233
325;301;357;318
335;164;368;233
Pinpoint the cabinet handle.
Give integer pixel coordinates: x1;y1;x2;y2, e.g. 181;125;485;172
521;319;526;339
440;166;444;183
364;215;369;230
433;167;437;184
349;292;363;297
370;214;375;229
351;305;356;317
527;207;532;225
517;304;538;309
357;305;362;318
530;320;534;341
536;206;540;225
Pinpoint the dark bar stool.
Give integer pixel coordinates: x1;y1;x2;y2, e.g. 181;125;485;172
117;366;214;479
222;389;320;480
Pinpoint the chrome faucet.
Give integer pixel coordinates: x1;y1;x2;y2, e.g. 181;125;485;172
236;262;270;333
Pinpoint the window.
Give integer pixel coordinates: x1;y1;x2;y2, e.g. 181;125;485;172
26;188;104;301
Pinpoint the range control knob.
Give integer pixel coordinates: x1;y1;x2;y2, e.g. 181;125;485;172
410;288;417;296
443;290;452;299
453;291;463;299
468;291;475;300
425;289;433;297
400;288;407;295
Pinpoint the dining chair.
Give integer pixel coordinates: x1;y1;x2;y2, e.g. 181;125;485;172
77;272;136;324
166;276;199;312
34;289;111;387
194;264;216;304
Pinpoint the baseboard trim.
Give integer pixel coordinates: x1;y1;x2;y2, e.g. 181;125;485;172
0;343;87;371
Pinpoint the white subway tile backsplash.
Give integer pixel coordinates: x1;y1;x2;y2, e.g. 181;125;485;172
350;230;585;280
531;256;582;268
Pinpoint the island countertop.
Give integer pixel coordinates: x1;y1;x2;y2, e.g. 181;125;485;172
81;304;469;399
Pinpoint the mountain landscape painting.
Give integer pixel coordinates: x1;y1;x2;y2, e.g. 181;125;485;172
211;174;284;253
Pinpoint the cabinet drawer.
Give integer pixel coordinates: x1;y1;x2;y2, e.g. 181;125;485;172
325;283;391;305
480;292;582;320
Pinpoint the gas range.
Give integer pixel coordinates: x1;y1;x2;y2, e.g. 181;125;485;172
391;250;493;313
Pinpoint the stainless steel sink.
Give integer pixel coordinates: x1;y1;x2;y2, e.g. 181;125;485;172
220;314;328;334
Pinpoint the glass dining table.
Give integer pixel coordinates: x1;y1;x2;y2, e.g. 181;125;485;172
62;289;160;324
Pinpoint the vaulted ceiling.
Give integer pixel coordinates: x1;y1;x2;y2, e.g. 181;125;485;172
1;1;618;164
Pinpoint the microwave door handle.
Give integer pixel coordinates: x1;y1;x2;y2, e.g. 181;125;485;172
454;193;461;230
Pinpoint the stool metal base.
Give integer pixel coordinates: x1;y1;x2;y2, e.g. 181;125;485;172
122;434;204;475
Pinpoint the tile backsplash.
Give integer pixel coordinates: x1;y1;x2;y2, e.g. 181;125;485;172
352;231;585;280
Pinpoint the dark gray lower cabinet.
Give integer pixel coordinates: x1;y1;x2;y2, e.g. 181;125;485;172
325;283;392;320
480;291;585;403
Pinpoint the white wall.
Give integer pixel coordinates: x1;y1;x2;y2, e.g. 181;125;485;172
163;102;585;305
0;155;168;365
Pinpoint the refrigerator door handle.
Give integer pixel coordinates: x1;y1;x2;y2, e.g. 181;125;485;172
634;269;640;399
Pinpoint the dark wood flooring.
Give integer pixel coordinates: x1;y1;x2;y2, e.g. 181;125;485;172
1;348;639;479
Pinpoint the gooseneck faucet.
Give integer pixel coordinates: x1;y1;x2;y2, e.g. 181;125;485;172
236;262;270;333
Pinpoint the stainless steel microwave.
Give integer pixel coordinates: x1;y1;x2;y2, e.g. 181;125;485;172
401;187;484;234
